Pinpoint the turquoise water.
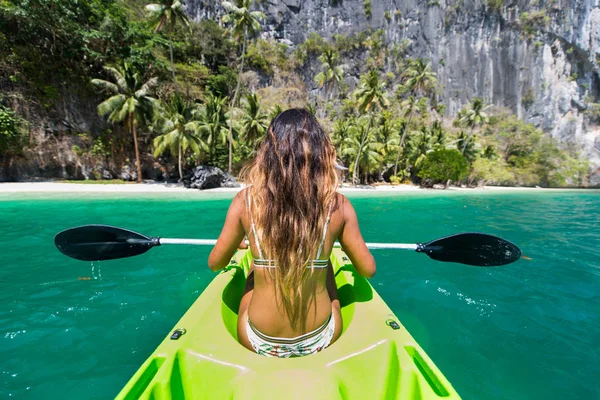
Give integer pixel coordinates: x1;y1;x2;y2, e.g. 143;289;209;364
1;189;599;399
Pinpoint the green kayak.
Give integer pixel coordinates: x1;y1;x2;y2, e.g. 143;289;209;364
115;248;461;399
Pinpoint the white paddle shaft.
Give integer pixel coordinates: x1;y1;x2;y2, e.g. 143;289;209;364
159;238;418;250
159;238;218;245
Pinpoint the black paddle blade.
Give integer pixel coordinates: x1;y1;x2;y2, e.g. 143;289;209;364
416;232;521;267
54;225;159;261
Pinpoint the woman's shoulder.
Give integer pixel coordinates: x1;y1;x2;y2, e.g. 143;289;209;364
228;188;249;215
334;192;359;222
333;192;351;218
237;187;249;199
334;192;350;208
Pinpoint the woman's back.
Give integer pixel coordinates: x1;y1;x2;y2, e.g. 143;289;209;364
208;109;375;357
242;190;344;338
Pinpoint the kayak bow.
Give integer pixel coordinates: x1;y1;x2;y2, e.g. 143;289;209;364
115;249;461;399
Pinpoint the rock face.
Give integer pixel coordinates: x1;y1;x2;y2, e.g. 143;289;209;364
183;165;240;190
187;0;600;184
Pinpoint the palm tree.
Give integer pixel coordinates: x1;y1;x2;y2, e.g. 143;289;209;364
402;58;438;97
392;95;416;176
410;126;434;162
145;0;190;93
430;120;447;150
393;58;438;176
405;128;433;179
456;131;477;162
306;101;318;116
483;144;497;159
153;95;206;180
375;112;398;180
240;93;268;147
343;121;383;184
92;63;158;183
459;97;490;152
351;69;388;185
358;141;384;183
222;0;265;173
314;48;344;115
268;104;283;120
332;119;351;166
187;93;232;163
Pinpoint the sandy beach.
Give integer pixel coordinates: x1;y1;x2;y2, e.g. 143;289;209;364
0;181;586;194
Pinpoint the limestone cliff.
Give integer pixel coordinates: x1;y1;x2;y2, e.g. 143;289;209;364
187;0;600;184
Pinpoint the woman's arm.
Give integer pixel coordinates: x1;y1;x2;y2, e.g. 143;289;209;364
208;191;247;271
338;195;376;278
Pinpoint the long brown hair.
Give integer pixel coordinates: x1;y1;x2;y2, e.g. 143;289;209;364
240;109;339;329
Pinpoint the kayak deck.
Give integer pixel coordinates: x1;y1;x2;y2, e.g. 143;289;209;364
115;249;461;399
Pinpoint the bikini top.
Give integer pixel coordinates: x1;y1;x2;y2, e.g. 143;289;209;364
246;190;332;269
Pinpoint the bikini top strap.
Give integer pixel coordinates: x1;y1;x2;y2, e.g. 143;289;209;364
315;202;333;259
246;189;264;259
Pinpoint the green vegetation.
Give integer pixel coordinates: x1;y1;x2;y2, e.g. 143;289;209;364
445;1;463;28
0;0;590;187
364;0;372;19
314;48;345;115
145;0;191;93
520;10;550;36
247;39;288;77
92;63;158;182
221;0;265;173
0;100;27;168
585;103;600;124
486;0;503;11
351;70;389;184
522;89;535;109
394;59;438;176
152;94;205;180
417;149;468;185
533;40;544;51
239;93;268;149
0;0;164;89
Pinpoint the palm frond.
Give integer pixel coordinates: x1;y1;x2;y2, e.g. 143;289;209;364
97;94;126;119
145;4;165;13
136;77;158;97
91;79;119;94
102;66;127;91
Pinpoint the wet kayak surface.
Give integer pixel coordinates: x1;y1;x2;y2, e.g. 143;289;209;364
1;190;599;399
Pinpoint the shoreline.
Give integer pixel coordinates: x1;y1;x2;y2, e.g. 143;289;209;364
0;181;596;194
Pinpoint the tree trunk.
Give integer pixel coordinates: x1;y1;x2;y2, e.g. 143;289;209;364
393;110;414;177
462;127;474;153
169;27;180;94
178;142;183;181
352;115;372;185
321;83;329;119
228;27;247;174
131;113;143;183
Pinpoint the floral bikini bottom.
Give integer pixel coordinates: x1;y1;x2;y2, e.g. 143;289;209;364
245;314;335;358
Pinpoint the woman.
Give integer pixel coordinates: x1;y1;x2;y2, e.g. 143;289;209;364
208;109;375;357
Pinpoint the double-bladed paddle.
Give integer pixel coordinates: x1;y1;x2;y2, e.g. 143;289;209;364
54;225;521;267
